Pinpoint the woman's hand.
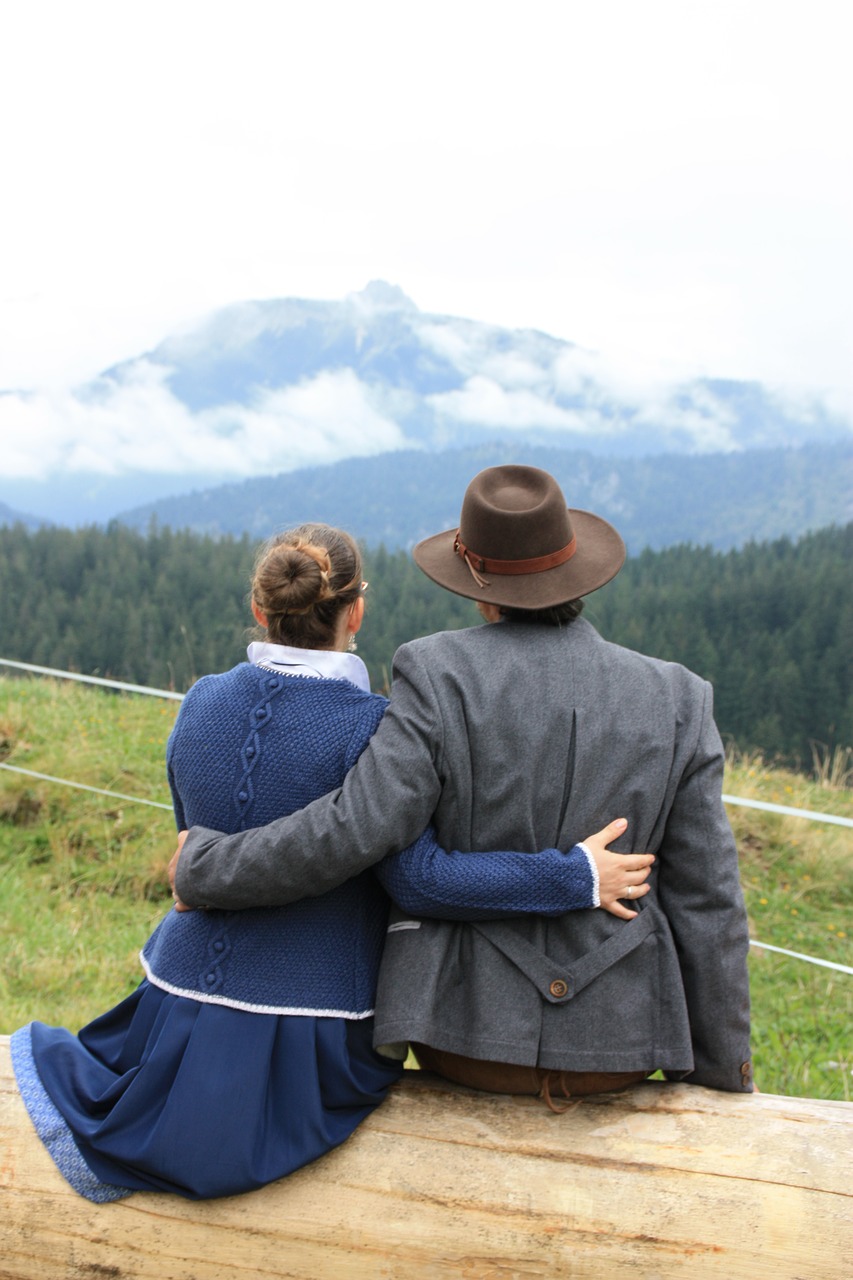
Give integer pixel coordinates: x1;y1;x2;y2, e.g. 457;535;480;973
582;818;654;919
168;830;193;912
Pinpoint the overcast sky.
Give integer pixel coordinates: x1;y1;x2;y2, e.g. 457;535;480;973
1;0;851;473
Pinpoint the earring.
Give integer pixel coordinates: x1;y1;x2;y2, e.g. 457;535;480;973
347;634;358;653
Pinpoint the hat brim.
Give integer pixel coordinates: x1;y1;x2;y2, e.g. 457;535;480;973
412;509;626;608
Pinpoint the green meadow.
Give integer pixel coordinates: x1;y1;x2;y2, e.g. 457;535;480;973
1;675;850;1101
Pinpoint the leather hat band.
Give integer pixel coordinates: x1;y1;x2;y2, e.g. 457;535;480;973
453;532;577;588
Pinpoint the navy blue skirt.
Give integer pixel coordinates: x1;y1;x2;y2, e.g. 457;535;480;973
12;980;402;1201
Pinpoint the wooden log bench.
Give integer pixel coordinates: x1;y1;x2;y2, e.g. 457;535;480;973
2;1035;851;1279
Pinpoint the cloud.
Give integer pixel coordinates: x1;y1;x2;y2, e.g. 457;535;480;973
415;321;480;370
0;363;408;480
633;390;739;453
478;350;549;390
233;369;408;466
417;317;598;417
552;347;744;451
426;375;600;434
553;345;691;408
423;347;787;452
415;318;561;391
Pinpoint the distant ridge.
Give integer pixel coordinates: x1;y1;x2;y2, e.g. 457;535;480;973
117;440;853;554
0;501;48;531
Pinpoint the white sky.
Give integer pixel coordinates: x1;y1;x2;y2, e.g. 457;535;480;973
1;0;851;419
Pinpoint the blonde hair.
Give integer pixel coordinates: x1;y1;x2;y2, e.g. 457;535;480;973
252;523;364;649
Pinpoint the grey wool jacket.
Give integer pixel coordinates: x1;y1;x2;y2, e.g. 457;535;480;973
177;617;753;1092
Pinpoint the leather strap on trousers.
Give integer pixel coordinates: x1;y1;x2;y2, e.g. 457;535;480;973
411;1043;649;1114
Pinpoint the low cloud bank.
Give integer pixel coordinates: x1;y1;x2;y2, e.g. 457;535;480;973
2;310;846;486
1;364;408;480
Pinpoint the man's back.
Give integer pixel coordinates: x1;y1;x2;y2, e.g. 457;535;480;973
370;615;750;1090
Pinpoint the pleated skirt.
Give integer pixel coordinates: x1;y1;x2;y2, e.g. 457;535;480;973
11;979;402;1202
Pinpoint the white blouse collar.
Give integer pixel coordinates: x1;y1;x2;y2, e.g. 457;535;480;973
246;641;371;693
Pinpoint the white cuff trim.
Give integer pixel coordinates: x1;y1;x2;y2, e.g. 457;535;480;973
576;841;600;908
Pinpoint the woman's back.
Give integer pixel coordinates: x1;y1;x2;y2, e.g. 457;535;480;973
145;662;391;1016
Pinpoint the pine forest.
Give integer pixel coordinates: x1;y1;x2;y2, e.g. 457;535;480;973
1;519;850;771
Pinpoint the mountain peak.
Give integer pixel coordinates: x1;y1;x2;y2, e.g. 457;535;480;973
349;280;418;313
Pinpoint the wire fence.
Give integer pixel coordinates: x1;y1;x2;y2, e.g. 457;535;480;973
2;656;851;977
0;657;185;700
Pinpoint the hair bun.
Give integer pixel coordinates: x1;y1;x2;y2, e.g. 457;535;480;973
255;539;334;618
250;522;363;648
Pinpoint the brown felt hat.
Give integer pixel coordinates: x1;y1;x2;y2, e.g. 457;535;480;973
413;465;626;609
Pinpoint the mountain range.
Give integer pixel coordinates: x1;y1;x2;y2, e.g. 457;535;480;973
108;279;847;452
1;281;850;539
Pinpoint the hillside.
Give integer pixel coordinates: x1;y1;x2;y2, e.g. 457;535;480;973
0;501;45;531
117;440;853;553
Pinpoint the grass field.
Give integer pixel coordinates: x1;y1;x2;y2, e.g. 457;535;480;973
1;674;851;1100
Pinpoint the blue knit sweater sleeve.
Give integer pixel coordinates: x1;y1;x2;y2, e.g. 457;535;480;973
374;826;597;919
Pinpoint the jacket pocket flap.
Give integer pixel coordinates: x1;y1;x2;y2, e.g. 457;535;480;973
472;909;657;1003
